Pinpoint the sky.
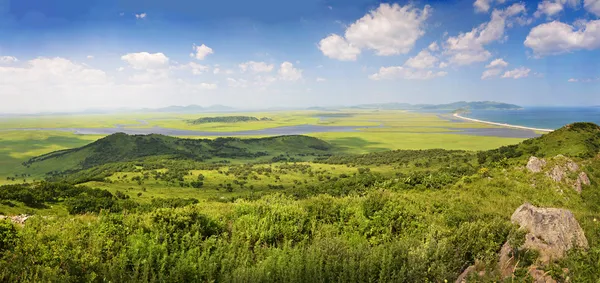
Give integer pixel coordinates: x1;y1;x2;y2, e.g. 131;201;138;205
1;0;600;113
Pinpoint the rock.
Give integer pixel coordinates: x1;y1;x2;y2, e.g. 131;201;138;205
527;156;546;173
498;242;516;278
511;203;588;263
566;161;579;172
455;265;476;283
529;267;557;283
547;165;566;183
0;214;30;225
455;264;485;283
573;172;590;193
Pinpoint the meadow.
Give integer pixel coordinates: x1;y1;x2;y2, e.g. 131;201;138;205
3;110;593;282
0;109;523;182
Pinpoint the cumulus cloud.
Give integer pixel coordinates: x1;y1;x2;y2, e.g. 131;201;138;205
567;77;599;82
428;42;439;51
524;20;600;56
171;62;210;75
318;34;361;61
444;3;526;66
278;61;303;81
121;52;169;69
135;13;147;19
0;56;18;64
481;68;503;79
486;58;508;68
584;0;600;16
239;61;274;73
0;57;108;85
502;67;530;79
191;44;213;60
369;66;447;80
226;77;249;88
404;50;439;69
473;0;506;13
319;3;431;60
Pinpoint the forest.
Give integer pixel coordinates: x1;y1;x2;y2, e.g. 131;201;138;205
0;123;599;282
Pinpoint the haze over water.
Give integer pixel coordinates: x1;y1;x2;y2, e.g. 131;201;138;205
463;107;600;130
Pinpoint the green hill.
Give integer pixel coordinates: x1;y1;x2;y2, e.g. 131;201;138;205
478;122;600;164
23;133;334;175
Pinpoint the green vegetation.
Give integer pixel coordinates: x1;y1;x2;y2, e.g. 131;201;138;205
187;116;272;124
0;122;598;282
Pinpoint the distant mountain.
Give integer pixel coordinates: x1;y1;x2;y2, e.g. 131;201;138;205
350;101;522;111
139;104;236;113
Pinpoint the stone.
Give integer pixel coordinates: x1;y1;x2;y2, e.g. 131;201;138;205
527;156;546;173
529;267;557;283
511;203;588;263
547;165;566;183
573;172;590;194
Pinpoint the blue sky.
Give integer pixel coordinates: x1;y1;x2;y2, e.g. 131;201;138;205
1;0;600;113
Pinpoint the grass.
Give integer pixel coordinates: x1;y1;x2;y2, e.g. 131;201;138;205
0;110;531;181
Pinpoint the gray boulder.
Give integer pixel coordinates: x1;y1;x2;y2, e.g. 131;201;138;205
526;156;546;173
511;203;588;263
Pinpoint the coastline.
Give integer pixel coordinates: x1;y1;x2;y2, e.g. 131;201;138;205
452;113;554;133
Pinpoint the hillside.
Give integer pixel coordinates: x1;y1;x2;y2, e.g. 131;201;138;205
22;133;334;175
478;122;600;164
351;101;522;110
187;116;272;124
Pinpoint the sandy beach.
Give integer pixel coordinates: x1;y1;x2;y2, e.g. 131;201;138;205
453;113;554;133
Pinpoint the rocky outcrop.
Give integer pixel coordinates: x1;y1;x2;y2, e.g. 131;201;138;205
455;264;486;283
527;156;546;173
574;172;591;193
547;165;566;182
0;214;30;225
510;203;588;263
532;156;591;193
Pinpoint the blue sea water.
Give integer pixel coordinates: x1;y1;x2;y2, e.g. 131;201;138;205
462;107;600;130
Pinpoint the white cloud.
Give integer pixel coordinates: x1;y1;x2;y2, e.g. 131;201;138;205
404;50;439;69
481;68;503;79
239;61;274;73
86;55;94;60
199;83;217;89
584;0;600;16
318;34;361;61
128;69;169;84
502;67;530;79
524;20;600;56
473;0;506;13
121;52;169;69
227;77;249;88
439;62;448;68
318;3;431;60
534;1;565;18
0;56;18;64
135;13;146;19
172;62;210;75
567;76;599;82
369;66;447;80
444;3;526;66
316;77;327;82
278;61;303;81
0;57;108;85
486;58;508;68
428;42;439;51
191;44;213;60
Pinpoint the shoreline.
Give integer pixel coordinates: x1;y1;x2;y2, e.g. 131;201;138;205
452;113;554;133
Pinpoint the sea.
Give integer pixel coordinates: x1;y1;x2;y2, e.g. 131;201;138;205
460;107;600;130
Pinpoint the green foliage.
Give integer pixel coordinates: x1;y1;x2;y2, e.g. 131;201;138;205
187;116;272;124
0;220;18;253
